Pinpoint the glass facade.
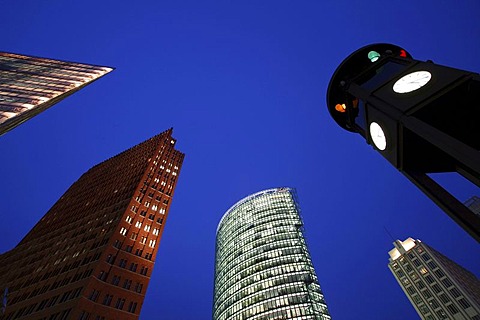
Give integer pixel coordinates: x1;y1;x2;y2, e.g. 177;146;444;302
213;188;331;320
0;52;112;135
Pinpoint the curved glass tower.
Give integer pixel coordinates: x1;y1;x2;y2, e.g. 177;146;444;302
213;188;331;320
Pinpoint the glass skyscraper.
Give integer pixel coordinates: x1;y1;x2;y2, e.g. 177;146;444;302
213;188;331;320
0;52;112;135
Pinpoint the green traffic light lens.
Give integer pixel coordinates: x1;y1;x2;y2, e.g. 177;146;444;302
368;51;381;62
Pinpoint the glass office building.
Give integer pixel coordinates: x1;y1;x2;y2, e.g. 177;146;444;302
0;52;112;135
213;188;331;320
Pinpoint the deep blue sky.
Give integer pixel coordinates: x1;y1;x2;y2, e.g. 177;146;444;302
1;1;479;319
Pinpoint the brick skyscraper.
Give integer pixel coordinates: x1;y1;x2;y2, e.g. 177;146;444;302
0;52;112;135
0;128;184;320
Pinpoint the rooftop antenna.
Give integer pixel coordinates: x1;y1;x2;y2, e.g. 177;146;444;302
384;226;396;242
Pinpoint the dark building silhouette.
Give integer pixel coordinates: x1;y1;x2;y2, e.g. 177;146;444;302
0;52;112;135
326;43;480;241
0;128;184;320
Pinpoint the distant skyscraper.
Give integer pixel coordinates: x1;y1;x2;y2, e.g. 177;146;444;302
465;196;480;216
0;51;112;135
388;238;480;320
0;128;184;320
213;188;331;320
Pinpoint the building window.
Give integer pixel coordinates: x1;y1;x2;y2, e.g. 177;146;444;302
135;283;143;293
153;228;159;236
135;221;142;228
125;245;133;253
112;275;121;286
102;294;113;306
119;227;127;236
435;310;448;319
434;269;445;278
115;298;125;310
144;225;151;232
140;236;147;244
421;289;432;299
130;232;138;240
428;299;440;310
441;278;453;288
119;259;127;268
439;294;450;304
412;294;422;304
445;304;459;315
129;263;138;272
421;253;431;262
106;254;115;264
127;302;138;313
424;275;435;284
98;271;107;281
140;210;147;217
458;298;471;309
406;286;416;295
431;284;442;294
449;287;462;298
419;305;429;314
405;263;413;273
140;266;148;276
148;214;155;220
123;279;132;289
125;216;133;224
88;290;100;302
149;239;156;248
415;280;426;289
145;252;152;260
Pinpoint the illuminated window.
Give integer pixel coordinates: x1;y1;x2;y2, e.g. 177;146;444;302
120;227;127;236
149;240;156;248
